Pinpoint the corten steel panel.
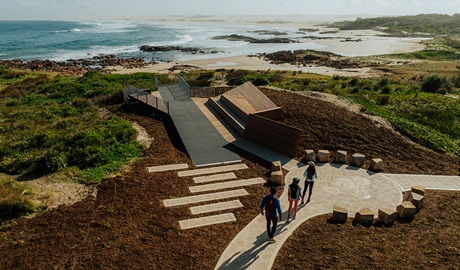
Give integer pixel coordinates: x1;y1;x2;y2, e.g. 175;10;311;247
243;114;302;157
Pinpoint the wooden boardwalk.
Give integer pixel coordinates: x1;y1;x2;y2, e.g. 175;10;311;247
123;85;169;114
158;84;241;167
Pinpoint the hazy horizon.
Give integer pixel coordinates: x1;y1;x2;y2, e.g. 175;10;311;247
1;0;459;21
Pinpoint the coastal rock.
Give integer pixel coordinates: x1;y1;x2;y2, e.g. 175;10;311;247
259;49;363;69
212;34;295;43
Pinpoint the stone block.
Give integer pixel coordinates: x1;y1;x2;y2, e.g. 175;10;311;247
351;153;366;167
411;186;426;196
318;150;330;163
271;161;281;172
332;204;348;223
371;158;384;171
270;170;284;185
354;207;374;225
397;201;416;218
378;208;397;225
408;192;424;210
335;150;347;164
304;149;316;162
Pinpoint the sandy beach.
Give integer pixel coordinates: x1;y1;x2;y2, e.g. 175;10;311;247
110;16;425;77
108;15;426;76
111;32;424;77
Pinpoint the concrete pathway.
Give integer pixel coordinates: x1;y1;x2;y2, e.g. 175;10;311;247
383;174;460;192
215;163;460;270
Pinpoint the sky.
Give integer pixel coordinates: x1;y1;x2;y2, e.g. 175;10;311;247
0;0;459;20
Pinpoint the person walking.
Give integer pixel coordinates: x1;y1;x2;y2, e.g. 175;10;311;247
260;187;282;242
301;161;318;204
287;177;302;220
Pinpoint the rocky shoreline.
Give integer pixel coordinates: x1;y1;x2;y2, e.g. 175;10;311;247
139;45;222;54
258;49;363;69
212;34;296;43
0;55;153;76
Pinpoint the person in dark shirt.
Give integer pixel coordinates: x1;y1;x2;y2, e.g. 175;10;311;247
260;187;282;242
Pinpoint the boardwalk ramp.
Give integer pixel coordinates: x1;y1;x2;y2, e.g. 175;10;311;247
158;83;241;167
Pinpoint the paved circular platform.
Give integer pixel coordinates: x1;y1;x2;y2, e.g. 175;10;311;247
285;163;403;215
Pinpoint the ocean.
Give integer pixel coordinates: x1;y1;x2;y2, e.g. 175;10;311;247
0;20;329;63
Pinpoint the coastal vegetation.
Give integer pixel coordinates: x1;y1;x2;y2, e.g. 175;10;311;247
331;14;460;35
0;179;36;222
0;69;158;185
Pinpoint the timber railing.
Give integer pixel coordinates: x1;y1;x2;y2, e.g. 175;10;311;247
123;85;169;114
177;75;191;96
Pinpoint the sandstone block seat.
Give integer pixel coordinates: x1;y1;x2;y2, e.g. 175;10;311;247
354;207;374;225
271;170;283;185
411;186;426;196
318;150;330;163
408;192;424;210
378;208;397;225
397;201;416;219
335;150;347;164
332;204;348;223
271;160;281;172
351;153;366;167
371;158;384;171
304;149;316;162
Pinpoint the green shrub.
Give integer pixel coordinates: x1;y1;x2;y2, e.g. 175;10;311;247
251;77;270;86
349;78;359;87
377;94;391;105
421;75;453;94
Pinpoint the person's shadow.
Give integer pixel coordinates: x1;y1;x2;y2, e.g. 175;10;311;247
216;218;290;270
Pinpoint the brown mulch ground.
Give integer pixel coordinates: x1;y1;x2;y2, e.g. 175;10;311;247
273;190;460;269
0;90;459;269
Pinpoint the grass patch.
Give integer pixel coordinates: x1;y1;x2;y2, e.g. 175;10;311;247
384;50;460;61
0;179;37;222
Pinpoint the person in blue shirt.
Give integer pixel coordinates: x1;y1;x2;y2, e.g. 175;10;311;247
260;187;282;242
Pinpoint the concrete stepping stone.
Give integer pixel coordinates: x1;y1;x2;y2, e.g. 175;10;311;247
397;201;416;218
354;207;374;225
318;150;330;162
371;158;384;171
378;208;397;225
271;161;281;171
179;213;236;230
178;163;248;177
332;204;348;223
147;163;189;173
193;172;237;184
408;192;424;210
304;149;316;162
190;200;243;215
351;153;366;167
163;189;249;207
411;186;426;196
189;178;265;193
335;150;347;164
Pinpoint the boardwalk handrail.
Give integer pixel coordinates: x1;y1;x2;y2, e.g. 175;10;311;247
154;76;159;89
177;75;190;96
123;85;169;114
